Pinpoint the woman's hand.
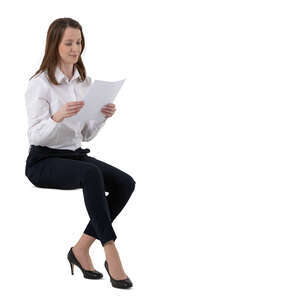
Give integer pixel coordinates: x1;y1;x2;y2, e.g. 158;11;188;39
51;101;116;123
101;103;116;118
51;101;85;123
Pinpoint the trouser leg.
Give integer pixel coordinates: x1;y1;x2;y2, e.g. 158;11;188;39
26;157;117;246
81;155;136;241
81;166;117;245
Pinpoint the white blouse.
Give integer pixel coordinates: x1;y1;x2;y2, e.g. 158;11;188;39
25;66;107;151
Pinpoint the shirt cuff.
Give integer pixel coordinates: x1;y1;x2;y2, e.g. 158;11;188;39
49;116;60;127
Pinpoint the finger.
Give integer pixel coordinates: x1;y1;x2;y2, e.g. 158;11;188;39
68;104;84;109
67;108;81;113
68;102;84;108
104;104;115;108
71;104;83;109
102;108;116;112
72;110;81;115
67;105;83;111
68;106;82;111
102;109;111;114
102;110;113;115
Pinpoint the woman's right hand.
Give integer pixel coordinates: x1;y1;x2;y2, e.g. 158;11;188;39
51;101;85;123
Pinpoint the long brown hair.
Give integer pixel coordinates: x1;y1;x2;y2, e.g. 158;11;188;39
30;17;86;85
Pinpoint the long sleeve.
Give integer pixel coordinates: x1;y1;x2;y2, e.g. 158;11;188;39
25;78;60;146
81;118;107;142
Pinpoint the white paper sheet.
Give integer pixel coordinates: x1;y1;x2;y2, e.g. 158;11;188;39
68;79;126;123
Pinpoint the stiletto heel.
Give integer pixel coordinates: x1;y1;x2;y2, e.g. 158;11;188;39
67;247;103;279
104;260;133;289
70;261;74;275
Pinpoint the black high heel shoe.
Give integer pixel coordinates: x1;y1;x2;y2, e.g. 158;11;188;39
104;260;133;289
67;247;103;279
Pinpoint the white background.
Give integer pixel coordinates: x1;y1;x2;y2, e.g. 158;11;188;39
0;0;299;299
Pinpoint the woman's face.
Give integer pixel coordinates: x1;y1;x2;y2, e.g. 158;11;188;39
58;27;82;66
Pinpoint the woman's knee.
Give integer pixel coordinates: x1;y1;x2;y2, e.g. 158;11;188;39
129;176;136;192
120;175;136;194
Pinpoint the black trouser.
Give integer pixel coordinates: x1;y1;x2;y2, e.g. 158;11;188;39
25;145;136;246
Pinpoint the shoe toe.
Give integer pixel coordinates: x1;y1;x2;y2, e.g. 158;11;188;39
117;278;132;288
85;270;103;279
124;278;133;288
92;270;103;278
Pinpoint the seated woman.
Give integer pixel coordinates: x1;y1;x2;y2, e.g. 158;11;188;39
24;17;136;289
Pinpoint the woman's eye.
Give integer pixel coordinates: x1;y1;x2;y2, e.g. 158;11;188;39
65;43;81;46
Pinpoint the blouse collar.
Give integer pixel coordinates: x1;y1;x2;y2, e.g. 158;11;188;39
55;65;80;83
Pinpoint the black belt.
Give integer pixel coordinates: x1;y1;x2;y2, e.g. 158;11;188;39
29;145;90;155
26;145;91;168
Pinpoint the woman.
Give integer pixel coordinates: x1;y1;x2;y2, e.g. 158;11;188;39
24;17;135;289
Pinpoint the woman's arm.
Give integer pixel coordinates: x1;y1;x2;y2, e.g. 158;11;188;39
25;78;60;146
81;103;115;141
81;118;107;142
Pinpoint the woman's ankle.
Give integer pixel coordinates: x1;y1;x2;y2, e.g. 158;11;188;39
73;244;90;253
104;240;115;247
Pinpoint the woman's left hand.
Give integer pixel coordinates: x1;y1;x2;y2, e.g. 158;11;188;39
101;103;116;118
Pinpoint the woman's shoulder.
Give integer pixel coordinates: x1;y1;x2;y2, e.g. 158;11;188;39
28;71;49;87
25;71;50;95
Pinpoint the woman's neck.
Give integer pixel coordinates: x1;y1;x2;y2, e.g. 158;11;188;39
59;63;74;81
